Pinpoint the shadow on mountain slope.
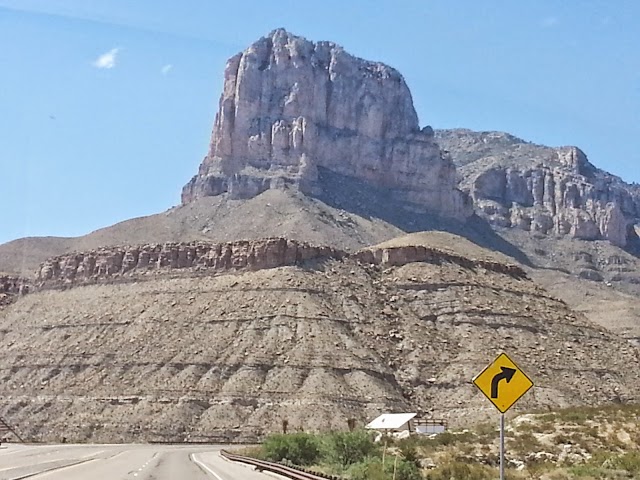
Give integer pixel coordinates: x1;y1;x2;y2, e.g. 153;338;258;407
315;167;532;266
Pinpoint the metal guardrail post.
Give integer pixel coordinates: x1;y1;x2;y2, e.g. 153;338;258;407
220;449;343;480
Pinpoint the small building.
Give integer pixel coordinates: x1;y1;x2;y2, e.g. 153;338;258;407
365;413;417;434
414;418;447;435
366;413;447;436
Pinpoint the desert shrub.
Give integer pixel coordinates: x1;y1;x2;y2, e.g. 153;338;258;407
405;430;477;449
523;461;556;478
324;430;379;467
544;472;571;480
234;445;266;460
553;432;573;445
474;421;497;437
347;457;422;480
604;451;640;475
425;459;493;480
392;457;424;480
567;464;606;477
347;458;387;480
509;432;544;456
604;431;627;451
570;451;640;478
530;419;556;434
584;425;601;440
262;432;322;466
473;422;499;444
537;413;558;422
395;436;426;465
555;407;590;424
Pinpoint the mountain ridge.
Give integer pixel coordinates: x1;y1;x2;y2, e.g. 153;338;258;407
436;128;640;248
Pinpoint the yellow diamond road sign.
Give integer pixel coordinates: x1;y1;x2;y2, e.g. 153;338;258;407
473;352;533;413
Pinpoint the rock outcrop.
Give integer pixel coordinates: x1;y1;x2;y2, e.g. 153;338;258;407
436;129;640;247
0;276;30;295
36;239;344;287
33;238;525;289
0;275;30;307
182;29;471;220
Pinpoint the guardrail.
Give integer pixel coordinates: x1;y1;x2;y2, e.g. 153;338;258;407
0;416;24;443
220;449;343;480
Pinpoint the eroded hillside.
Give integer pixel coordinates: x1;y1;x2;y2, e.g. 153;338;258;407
1;236;638;443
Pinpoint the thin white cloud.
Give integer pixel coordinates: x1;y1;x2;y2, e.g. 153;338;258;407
541;16;559;28
161;64;173;75
92;48;119;69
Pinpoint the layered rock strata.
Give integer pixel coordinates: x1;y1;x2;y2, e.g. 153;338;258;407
33;238;525;288
182;29;471;220
1;241;638;443
436;129;640;247
36;239;343;287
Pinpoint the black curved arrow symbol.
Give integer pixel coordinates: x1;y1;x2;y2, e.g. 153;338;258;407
490;367;516;398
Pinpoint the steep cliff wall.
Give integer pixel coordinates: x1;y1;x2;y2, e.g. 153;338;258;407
436;129;640;247
182;29;471;220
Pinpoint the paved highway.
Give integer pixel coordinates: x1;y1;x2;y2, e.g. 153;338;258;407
0;443;271;480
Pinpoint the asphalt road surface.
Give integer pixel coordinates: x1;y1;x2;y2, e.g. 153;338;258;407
0;443;271;480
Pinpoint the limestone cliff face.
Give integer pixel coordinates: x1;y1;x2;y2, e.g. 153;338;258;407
436;129;640;247
182;29;471;220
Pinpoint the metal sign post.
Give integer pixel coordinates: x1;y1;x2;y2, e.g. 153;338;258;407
499;413;505;480
473;352;534;480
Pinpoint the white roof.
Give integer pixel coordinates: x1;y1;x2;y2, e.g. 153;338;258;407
365;413;417;430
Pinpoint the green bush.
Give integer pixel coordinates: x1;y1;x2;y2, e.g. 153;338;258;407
569;451;640;478
425;460;493;480
347;458;387;480
567;464;607;478
509;432;544;456
402;430;477;448
604;451;640;474
262;432;322;466
395;438;420;466
347;457;422;480
324;430;379;467
392;457;424;480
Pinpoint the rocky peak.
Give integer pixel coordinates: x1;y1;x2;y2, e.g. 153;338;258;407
437;129;640;247
556;146;592;175
182;29;471;221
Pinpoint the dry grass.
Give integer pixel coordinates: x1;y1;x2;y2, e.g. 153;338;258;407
416;403;640;479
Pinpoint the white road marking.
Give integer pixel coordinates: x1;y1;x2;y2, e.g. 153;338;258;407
0;449;105;473
27;458;100;478
190;454;226;480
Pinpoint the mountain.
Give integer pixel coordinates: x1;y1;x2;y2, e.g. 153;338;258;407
181;28;471;221
1;29;639;442
436;128;640;343
2;235;638;443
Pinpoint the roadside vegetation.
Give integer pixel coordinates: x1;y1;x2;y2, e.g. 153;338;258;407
238;404;640;479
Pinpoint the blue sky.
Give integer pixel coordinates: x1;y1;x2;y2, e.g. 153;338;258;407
1;0;639;245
